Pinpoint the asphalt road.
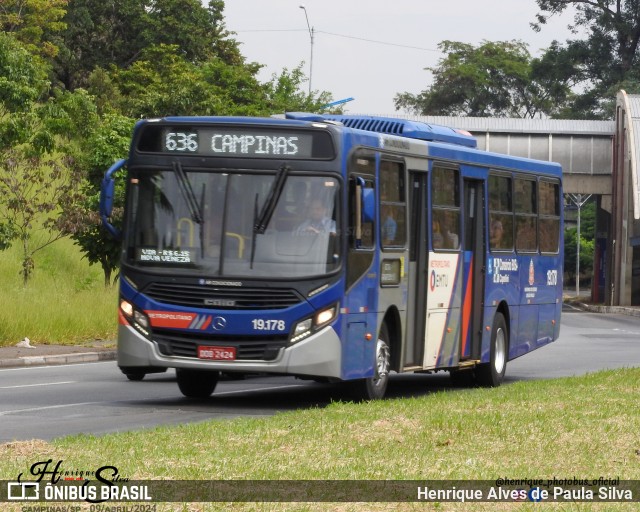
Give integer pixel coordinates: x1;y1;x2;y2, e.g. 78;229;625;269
1;306;639;442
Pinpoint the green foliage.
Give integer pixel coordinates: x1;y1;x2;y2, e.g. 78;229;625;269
564;228;595;278
54;0;243;91
264;64;334;114
534;0;640;119
108;44;228;118
0;32;49;113
59;113;134;287
0;148;83;285
395;40;570;118
54;0;151;90
0;0;67;58
564;201;596;280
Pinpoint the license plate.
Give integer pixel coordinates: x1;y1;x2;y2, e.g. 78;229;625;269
198;346;236;361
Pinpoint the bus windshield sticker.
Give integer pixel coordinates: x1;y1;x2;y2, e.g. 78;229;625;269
138;248;192;264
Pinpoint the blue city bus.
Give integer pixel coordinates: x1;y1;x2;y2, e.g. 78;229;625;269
100;113;563;400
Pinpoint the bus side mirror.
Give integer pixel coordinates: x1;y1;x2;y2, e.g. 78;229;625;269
362;187;375;223
100;159;126;240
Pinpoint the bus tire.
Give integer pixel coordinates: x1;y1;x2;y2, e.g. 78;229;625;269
349;324;391;400
476;312;508;387
176;369;220;398
125;372;146;381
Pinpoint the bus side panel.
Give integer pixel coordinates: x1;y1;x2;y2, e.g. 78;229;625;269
341;265;379;380
535;253;562;345
484;254;520;362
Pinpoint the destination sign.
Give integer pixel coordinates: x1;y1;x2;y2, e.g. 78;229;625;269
136;125;334;159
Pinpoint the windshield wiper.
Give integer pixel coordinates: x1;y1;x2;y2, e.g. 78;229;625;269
253;165;289;234
250;165;290;269
173;161;203;224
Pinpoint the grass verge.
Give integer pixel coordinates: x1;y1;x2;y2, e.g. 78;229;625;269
0;236;117;345
1;368;639;511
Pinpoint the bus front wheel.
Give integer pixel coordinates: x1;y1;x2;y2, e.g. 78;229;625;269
176;369;220;398
476;312;508;387
350;324;391;400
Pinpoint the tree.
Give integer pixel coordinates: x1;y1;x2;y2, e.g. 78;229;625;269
0;89;93;286
0;0;67;58
263;65;334;114
0;32;49;114
58;111;134;287
53;0;150;90
533;0;640;118
54;0;244;91
394;40;571;118
0;146;83;285
0;31;51;257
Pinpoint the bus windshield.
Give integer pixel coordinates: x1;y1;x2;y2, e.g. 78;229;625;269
126;169;340;279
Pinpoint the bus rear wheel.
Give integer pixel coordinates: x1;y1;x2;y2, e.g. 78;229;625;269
476;312;508;387
176;369;220;398
350;324;391;400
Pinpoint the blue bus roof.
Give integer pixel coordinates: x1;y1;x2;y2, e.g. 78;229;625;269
285;112;477;148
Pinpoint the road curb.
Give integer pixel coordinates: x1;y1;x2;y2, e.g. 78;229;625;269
0;350;117;368
571;301;640;317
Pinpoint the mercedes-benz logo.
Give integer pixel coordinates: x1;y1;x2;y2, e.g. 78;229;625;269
212;316;227;330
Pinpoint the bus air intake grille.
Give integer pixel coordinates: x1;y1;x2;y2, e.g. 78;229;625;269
144;283;303;309
331;117;404;135
153;330;289;361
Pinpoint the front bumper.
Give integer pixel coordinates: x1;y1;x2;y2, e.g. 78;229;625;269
117;323;342;379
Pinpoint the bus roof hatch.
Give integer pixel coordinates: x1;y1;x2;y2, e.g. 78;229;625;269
285;112;477;148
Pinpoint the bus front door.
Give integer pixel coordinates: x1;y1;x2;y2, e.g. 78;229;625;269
405;173;486;371
462;179;486;362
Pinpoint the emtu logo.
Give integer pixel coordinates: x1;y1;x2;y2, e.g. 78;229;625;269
430;270;448;291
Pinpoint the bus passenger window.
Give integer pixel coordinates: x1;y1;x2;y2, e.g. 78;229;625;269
539;180;561;253
380;160;406;249
431;166;460;251
515;178;537;252
488;174;513;252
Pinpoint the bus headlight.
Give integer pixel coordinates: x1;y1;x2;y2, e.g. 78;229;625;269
133;310;151;337
315;305;337;327
120;299;151;339
291;318;313;343
290;303;338;345
120;299;134;318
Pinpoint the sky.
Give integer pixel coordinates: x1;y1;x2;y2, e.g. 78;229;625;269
221;0;577;115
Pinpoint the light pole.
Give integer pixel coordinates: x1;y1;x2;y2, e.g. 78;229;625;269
299;5;314;95
568;193;592;297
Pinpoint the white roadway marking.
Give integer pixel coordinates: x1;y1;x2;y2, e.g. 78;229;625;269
0;384;311;416
0;401;104;416
0;381;76;390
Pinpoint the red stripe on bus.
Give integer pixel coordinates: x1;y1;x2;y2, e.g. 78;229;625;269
461;258;473;357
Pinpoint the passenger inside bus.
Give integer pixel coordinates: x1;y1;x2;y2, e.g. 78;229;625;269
490;219;504;248
381;205;397;244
